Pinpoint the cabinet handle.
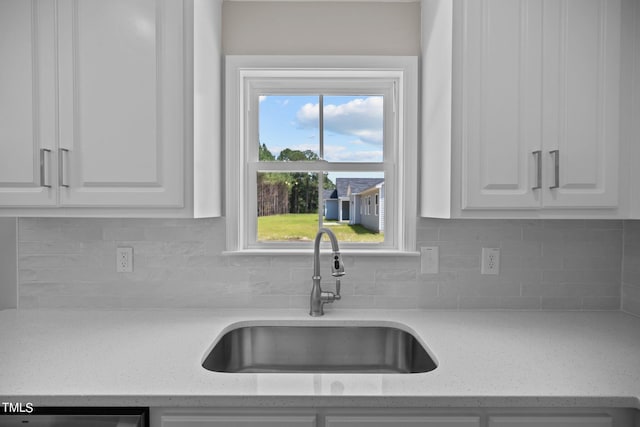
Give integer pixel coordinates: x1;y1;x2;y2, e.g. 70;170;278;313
549;149;559;189
532;150;542;190
59;148;70;188
39;149;52;188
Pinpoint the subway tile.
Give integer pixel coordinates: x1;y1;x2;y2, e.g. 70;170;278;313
19;241;85;255
227;255;271;268
585;220;623;230
542;269;621;285
517;255;563;270
582;297;620;310
458;296;502;310
459;295;540;310
541;297;583;310
564;283;620;297
499;296;541;310
423;241;490;256
58;225;105;241
438;225;521;242
563;256;622;271
442;281;521;298
372;296;424;309
500;240;542;257
440;255;480;271
14;217;630;311
102;227;146;241
371;282;438;298
374;268;417;282
522;283;571;298
415;227;439;241
622;285;640;316
542;220;586;229
622;255;640;284
523;228;566;242
416;295;459;309
624;219;640;232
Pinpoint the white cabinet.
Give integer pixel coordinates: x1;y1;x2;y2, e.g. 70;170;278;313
540;0;621;209
0;0;57;206
160;415;316;427
325;415;480;427
460;0;543;210
56;0;184;208
0;0;222;217
488;415;612;427
458;0;622;213
158;414;481;427
151;409;632;427
0;0;182;208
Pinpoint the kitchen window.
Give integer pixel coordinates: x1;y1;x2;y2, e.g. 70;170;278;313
225;56;418;254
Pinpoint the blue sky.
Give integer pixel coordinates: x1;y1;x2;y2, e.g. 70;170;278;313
258;95;384;163
258;95;384;184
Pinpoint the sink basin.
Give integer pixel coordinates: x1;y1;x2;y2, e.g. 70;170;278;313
202;325;437;373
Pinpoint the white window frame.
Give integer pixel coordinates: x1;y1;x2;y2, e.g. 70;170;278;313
225;56;418;254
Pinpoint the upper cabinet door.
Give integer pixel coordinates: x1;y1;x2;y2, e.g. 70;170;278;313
56;0;184;207
541;0;621;208
460;0;543;209
0;0;57;206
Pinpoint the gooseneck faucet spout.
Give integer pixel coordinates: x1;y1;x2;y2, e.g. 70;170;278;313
310;228;345;316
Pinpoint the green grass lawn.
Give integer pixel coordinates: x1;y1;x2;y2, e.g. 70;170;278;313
257;213;384;243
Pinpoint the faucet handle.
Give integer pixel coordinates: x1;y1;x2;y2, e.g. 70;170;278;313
335;279;341;300
331;252;345;277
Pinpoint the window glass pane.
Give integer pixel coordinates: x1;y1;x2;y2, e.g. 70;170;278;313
257;171;385;243
258;95;320;161
323;172;385;243
323;95;384;163
257;172;321;242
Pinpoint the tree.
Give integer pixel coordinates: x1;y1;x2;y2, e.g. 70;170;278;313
257;143;334;215
276;149;319;213
259;143;275;161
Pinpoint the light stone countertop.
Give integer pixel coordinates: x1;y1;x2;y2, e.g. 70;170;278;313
0;309;639;409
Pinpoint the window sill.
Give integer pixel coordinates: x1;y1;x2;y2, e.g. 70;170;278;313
223;249;420;257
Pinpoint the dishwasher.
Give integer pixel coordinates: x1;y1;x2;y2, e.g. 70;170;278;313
0;407;148;427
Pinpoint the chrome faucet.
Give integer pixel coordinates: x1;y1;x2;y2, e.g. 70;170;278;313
309;228;345;316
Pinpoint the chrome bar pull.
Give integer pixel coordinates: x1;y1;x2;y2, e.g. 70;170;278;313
59;148;70;188
39;149;52;188
532;150;542;190
549;149;559;189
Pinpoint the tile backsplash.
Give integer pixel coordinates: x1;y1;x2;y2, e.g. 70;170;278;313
623;220;640;316
17;218;626;311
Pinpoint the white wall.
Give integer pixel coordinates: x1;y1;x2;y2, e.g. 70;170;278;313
0;218;17;309
222;1;421;55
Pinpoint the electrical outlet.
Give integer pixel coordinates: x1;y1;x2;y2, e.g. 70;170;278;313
420;246;439;274
116;247;133;273
481;247;500;275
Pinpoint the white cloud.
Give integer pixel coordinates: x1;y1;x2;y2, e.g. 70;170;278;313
323;145;383;163
295;97;383;146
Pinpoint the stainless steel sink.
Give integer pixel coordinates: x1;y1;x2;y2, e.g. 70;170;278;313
202;325;437;373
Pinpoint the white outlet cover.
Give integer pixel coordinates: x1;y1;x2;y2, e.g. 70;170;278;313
116;247;133;273
481;247;500;275
421;246;439;274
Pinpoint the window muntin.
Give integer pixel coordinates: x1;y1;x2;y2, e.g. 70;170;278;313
255;93;386;245
225;56;418;254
